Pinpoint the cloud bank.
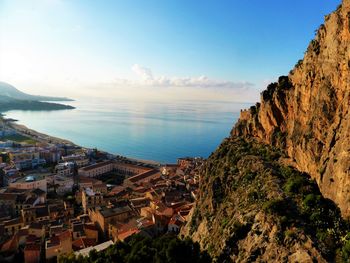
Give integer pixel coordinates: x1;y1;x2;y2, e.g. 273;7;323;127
115;64;254;91
81;64;259;102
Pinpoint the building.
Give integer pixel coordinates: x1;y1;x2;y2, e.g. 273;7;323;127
0;193;17;216
82;188;104;213
45;230;72;260
74;240;113;258
55;162;74;177
47;174;74;194
24;243;41;263
168;214;185;233
113;162;152;176
78;160;153;178
9;150;40;162
88;205;135;237
9;174;47;192
3;218;24;236
78;161;114;177
40;148;61;163
84;224;99;242
28;222;45;239
62;154;89;167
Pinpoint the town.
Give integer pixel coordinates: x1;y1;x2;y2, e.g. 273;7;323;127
0;118;204;263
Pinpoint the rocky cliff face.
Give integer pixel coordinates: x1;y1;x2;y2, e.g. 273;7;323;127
184;0;350;261
183;138;347;262
234;0;350;218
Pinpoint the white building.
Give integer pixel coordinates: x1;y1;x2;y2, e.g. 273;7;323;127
10;174;47;192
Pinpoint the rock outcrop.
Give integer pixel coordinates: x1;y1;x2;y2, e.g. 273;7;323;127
183;138;347;262
184;1;350;261
234;0;350;217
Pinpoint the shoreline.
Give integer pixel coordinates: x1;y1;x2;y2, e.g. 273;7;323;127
2;116;162;167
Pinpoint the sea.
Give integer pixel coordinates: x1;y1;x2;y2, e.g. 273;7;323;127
4;98;251;163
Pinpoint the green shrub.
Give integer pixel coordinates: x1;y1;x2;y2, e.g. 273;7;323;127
284;229;297;240
303;194;321;209
342;240;350;261
263;199;288;215
221;217;230;228
284;175;308;194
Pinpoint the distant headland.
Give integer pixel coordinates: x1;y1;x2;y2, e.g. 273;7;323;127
0;82;75;112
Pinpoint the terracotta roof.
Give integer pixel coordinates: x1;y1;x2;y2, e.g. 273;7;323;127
79;161;113;172
78;176;101;184
31;188;46;196
117;228;140;241
35;206;49;218
26;235;39;244
17;228;29;238
46;236;60;248
72;238;84;251
109;186;126;196
84;224;98;231
50;225;63;235
4;217;22;226
1;235;18;252
157;207;173;217
169;215;184;227
30;222;44;230
82;238;96;248
58;230;71;242
25;243;40;251
0;193;17;201
72;223;84;233
128;169;159;183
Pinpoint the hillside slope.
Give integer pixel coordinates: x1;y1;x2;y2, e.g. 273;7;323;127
0;82;73;101
0;95;74;112
183;138;350;262
233;0;350;218
184;0;350;261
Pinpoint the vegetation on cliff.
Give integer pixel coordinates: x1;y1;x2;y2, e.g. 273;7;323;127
233;0;350;218
58;234;211;263
186;137;350;262
0;95;74;112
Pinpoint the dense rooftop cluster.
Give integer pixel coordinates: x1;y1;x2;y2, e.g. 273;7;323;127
0;118;204;263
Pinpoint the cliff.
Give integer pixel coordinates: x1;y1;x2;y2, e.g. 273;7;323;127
183;138;348;262
233;0;350;218
184;0;350;261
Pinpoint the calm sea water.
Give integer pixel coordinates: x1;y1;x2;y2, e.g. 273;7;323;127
4;99;250;163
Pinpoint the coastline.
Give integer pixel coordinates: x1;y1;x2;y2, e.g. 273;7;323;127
8;121;77;146
2;116;162;167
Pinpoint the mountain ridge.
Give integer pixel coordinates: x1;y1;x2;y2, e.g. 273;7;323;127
184;0;350;261
233;0;350;217
0;82;75;112
0;81;73;102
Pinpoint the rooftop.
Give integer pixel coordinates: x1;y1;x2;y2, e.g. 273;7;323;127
99;206;133;218
79;160;113;172
74;240;114;257
12;174;46;183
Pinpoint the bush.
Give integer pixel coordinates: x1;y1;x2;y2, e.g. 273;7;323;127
263;199;288;215
284;229;297;240
284;175;308;194
342;240;350;261
303;194;321;210
59;234;211;263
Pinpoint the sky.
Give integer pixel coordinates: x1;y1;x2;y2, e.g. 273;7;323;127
0;0;341;102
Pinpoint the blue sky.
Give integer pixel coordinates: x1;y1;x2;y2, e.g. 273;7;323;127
0;0;341;101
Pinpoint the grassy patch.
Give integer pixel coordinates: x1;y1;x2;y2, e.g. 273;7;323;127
1;134;37;144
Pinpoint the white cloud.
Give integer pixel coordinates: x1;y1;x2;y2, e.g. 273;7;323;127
87;64;258;102
120;64;254;91
132;64;154;80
